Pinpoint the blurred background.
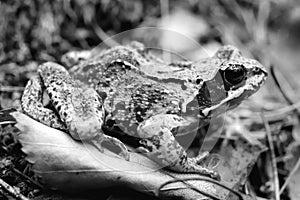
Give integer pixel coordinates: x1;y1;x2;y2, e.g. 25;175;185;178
1;0;300;200
2;0;300;106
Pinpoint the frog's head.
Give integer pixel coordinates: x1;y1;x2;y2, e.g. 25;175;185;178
192;45;267;118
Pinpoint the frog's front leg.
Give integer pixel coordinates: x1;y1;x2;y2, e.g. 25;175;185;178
137;114;220;180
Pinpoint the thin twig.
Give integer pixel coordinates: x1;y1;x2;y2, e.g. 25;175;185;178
264;101;300;117
0;177;29;200
261;113;280;200
92;23;119;47
12;168;43;189
158;176;243;200
249;101;300;122
0;86;24;92
0;121;16;125
0;108;17;125
160;0;172;62
256;1;270;43
279;156;300;194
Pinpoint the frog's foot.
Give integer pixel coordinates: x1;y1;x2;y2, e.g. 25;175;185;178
137;114;220;180
97;135;130;161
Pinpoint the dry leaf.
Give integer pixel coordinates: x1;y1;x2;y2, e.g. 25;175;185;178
12;111;258;200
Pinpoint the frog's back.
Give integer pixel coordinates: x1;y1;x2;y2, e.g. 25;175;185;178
69;44;195;135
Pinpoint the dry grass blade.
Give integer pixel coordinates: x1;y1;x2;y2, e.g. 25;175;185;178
0;108;17;125
158;177;244;200
0;121;16;125
12;168;43;189
0;86;24;92
261;113;280;200
256;1;270;43
159;0;172;62
160;0;169;17
92;23;120;47
264;101;300;117
0;178;29;200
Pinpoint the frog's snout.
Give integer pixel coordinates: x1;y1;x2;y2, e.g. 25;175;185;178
243;59;268;87
254;62;268;76
252;63;268;85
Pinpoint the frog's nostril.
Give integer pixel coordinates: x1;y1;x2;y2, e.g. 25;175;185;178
253;66;262;74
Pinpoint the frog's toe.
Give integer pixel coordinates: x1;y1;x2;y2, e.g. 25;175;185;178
136;146;150;154
209;170;221;181
103;135;130;161
119;149;130;161
194;164;221;180
90;140;104;153
193;151;210;164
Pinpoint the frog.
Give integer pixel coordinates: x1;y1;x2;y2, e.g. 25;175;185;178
21;41;267;180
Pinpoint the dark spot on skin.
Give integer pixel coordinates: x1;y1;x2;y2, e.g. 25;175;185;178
178;154;187;165
158;131;164;136
190;82;211;110
150;135;161;149
134;106;146;122
63;112;68;118
98;91;107;100
106;119;115;127
98;81;109;87
82;64;95;73
57;105;62;112
139;139;153;152
196;78;202;85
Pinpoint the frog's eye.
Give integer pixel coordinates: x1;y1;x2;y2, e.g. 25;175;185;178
224;64;246;85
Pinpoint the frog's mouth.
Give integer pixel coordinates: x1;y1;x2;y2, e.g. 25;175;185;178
197;70;267;118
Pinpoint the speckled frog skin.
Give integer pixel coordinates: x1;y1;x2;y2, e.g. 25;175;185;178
21;42;267;180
